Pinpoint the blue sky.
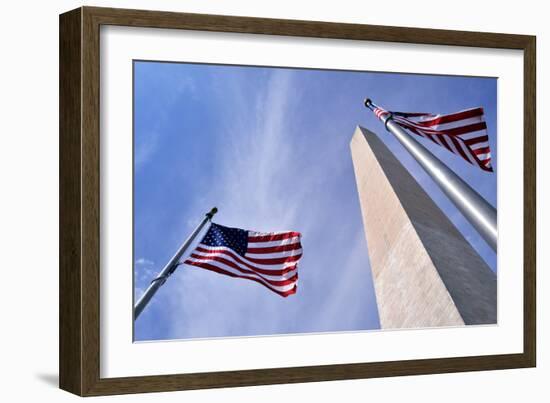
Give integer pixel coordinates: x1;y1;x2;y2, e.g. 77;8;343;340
133;61;497;342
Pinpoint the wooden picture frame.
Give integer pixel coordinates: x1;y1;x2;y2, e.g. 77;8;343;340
59;6;536;396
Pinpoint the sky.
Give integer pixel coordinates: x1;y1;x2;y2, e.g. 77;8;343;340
133;60;497;342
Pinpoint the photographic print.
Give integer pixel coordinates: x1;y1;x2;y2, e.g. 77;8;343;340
132;60;497;342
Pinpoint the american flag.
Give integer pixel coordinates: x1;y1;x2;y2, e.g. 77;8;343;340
373;106;493;172
183;223;302;297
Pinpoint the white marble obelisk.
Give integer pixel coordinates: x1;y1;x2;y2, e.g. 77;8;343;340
350;126;496;329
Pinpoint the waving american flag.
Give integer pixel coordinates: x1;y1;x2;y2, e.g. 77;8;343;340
184;223;302;297
373;106;493;172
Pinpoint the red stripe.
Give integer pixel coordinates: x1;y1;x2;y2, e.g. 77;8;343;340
424;132;439;145
463;135;489;146
441;122;487;136
449;136;471;163
473;146;491;156
185;261;297;297
479;159;493;170
248;232;301;243
435;134;453;152
246;253;302;265
247;243;302;254
374;108;389;119
470;149;493;172
477;161;493;172
416;107;484;127
195;246;298;274
479;156;491;164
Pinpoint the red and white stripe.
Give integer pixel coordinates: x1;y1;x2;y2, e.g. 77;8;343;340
373;106;493;172
184;231;302;297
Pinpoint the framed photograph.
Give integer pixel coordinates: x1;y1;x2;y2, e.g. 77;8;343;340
59;6;536;396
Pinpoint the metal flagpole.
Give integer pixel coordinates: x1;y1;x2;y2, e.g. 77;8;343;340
364;98;497;252
134;207;218;320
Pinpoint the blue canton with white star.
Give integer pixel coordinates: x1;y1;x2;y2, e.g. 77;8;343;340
200;223;248;256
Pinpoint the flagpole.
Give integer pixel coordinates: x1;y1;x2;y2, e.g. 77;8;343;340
364;99;497;252
134;207;218;320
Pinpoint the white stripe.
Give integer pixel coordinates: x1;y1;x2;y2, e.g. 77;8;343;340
475;151;491;161
245;248;303;259
248;237;301;248
469;141;490;150
417;108;482;122
195;245;299;270
443;134;462;158
457;139;478;164
429;133;449;148
425;116;483;131
185;257;297;293
248;230;298;237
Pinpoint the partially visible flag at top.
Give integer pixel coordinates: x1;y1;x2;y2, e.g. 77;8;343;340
373;106;493;172
184;223;302;297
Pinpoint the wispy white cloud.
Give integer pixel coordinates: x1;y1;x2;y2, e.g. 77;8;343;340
135;257;154;266
134;68;197;171
163;68;379;340
134;258;157;296
135;130;160;171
